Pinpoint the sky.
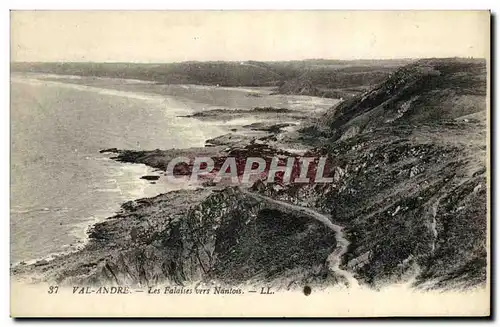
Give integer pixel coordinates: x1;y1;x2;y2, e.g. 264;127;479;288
10;11;490;62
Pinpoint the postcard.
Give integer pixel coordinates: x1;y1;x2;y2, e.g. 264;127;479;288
10;10;490;317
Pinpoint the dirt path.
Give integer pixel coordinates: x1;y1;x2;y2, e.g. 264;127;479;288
239;188;359;288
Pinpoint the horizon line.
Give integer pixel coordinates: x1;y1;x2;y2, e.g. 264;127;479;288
10;56;485;65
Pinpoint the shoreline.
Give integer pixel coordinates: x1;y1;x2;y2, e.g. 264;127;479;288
11;74;320;269
10;127;330;287
11;156;189;269
12;103;297;269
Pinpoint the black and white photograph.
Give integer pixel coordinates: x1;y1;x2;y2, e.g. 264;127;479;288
8;10;491;317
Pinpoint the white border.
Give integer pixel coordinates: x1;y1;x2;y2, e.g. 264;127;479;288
4;1;497;10
1;1;497;325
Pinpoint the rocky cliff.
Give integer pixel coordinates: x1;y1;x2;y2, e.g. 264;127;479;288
13;187;338;289
13;58;488;291
279;58;488;289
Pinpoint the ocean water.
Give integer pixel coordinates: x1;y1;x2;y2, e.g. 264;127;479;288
10;76;227;264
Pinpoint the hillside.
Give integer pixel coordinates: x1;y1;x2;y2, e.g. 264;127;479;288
277;65;397;98
305;58;487;141
11;61;281;87
11;59;408;98
286;58;489;289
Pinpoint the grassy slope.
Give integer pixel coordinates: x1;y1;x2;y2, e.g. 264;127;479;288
11;59;409;98
289;58;488;289
314;58;487;140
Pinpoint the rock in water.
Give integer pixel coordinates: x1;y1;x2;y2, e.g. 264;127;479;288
140;175;160;181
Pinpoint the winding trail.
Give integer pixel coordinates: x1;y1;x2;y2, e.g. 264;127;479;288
239;188;359;288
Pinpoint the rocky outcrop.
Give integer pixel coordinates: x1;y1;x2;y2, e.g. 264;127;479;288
13;188;338;288
317;58;487;141
257;125;487;289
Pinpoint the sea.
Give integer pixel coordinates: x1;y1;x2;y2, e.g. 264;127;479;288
10;75;228;264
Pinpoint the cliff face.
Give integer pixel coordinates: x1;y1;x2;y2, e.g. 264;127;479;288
262;123;487;289
15;188;337;288
316;58;487;141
